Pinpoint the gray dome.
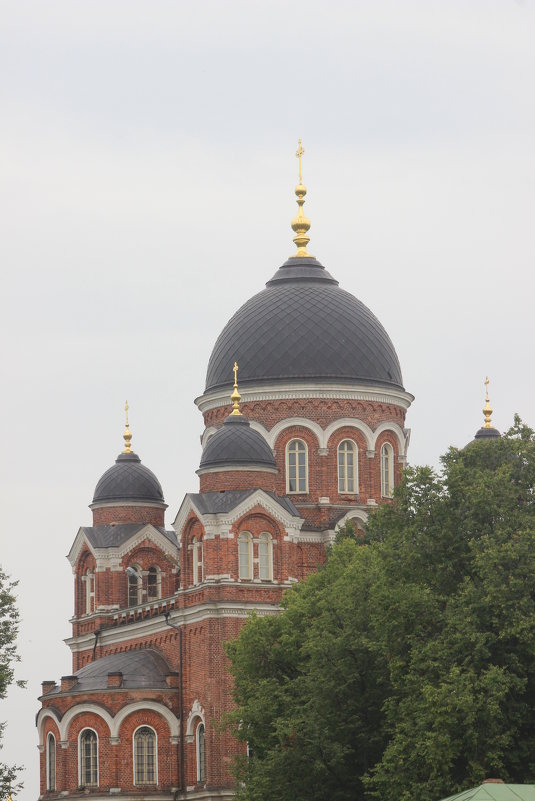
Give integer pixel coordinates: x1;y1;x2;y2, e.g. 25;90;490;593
92;452;165;505
205;257;404;392
199;416;276;471
474;426;501;441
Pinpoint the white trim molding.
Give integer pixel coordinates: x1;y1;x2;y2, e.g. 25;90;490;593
195;381;414;414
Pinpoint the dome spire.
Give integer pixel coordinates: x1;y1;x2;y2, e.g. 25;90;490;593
122;400;133;453
483;376;493;428
230;362;242;416
290;139;313;259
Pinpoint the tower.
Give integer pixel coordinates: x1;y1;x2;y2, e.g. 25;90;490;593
37;147;413;801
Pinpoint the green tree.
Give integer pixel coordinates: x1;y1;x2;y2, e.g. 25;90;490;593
227;417;535;801
0;568;24;799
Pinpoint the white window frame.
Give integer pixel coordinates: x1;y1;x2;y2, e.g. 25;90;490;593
381;443;395;498
192;538;203;586
83;570;95;615
238;532;253;580
78;728;98;788
258;533;273;581
133;725;158;786
46;732;56;791
286;439;308;494
146;566;161;601
196;722;206;784
128;565;142;606
338;439;358;494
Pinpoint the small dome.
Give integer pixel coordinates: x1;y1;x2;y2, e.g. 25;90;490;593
205;257;404;393
92;451;165;506
474;426;501;441
199;416;276;471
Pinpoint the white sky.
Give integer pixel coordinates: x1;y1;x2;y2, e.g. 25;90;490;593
1;2;534;798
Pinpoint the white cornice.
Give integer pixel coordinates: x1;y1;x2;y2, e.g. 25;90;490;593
195;382;414;414
196;464;278;476
172;489;303;537
67;524;178;570
65;598;282;653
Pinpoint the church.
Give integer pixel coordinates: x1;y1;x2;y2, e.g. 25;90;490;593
36;144;415;801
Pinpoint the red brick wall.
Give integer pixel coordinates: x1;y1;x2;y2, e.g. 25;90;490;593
199;468;276;493
92;505;165;526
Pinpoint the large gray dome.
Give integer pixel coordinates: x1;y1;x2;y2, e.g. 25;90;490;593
205;257;403;392
199;416;276;471
92;452;165;506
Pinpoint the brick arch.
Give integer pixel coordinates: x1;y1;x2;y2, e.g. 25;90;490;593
371;421;406;455
324;418;374;451
37;709;63;747
54;703;113;742
114;701;177;738
269;417;323;449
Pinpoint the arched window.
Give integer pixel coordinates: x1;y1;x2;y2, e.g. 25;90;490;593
338;440;358;494
192;538;203;586
147;566;160;600
79;729;98;787
196;723;206;784
381;443;394;498
46;732;56;791
133;726;157;785
286;439;308;493
238;532;252;580
258;533;273;581
128;566;142;607
84;569;95;614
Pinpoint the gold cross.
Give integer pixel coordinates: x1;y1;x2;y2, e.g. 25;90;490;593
125;400;129;426
296;139;305;184
233;362;239;387
484;376;489;402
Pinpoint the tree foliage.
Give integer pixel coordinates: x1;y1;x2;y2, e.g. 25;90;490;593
0;568;24;798
226;417;535;801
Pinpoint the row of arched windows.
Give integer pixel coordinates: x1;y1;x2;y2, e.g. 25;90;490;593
285;438;395;498
127;565;161;607
46;726;188;789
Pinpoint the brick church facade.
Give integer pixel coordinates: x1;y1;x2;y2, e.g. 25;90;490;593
36;156;413;801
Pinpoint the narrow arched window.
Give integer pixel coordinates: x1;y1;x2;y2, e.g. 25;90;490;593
79;729;98;787
46;733;56;791
381;443;394;498
258;533;273;581
192;538;203;586
196;723;206;783
238;532;252;580
147;566;160;600
286;439;308;493
134;726;157;785
84;569;95;614
338;440;358;494
128;566;142;606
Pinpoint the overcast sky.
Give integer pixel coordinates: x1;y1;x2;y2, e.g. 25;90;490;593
1;2;534;798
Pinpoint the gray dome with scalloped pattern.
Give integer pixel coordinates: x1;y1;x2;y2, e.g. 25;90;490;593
205;257;404;392
92;452;165;506
199;416;276;471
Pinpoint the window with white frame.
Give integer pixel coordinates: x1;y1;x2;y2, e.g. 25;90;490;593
79;728;98;787
192;538;203;586
258;533;273;581
147;566;160;600
338;439;358;494
381;443;394;498
84;569;95;614
133;726;157;785
238;532;253;580
286;439;308;493
128;566;142;606
196;723;206;783
46;732;56;791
